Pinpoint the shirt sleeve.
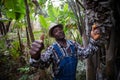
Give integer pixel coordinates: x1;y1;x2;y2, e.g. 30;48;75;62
29;46;53;69
76;38;99;59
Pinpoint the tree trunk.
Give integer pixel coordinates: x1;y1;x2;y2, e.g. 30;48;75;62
24;0;35;42
111;0;120;79
26;27;31;48
82;30;96;80
68;0;120;79
0;12;11;36
17;28;23;54
83;0;113;80
106;26;115;80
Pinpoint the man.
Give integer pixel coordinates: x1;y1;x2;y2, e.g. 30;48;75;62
29;23;100;80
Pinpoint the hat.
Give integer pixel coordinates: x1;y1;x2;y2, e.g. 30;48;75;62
49;23;63;37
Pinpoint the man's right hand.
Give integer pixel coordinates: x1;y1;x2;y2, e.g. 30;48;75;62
29;34;45;60
29;40;44;60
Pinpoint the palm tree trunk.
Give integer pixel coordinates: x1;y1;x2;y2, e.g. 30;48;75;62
83;0;113;80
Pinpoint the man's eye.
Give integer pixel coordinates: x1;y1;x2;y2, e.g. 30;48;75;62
53;30;58;33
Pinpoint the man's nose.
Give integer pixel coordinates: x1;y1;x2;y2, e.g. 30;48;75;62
57;30;62;33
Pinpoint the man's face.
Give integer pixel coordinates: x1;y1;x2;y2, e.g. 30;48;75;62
52;26;65;40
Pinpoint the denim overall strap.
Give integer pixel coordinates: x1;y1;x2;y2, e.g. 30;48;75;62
53;42;77;80
53;43;63;60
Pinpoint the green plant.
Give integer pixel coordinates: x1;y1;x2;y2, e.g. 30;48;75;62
18;66;30;73
9;40;21;59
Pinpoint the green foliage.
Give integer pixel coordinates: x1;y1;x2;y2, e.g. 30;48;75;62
4;0;25;20
0;0;84;80
0;36;22;80
47;3;76;24
38;0;47;6
9;40;20;59
63;3;68;12
19;74;28;80
18;66;30;73
0;37;7;53
47;5;57;22
13;21;25;29
39;15;49;29
66;29;82;44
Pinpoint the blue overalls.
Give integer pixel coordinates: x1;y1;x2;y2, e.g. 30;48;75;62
53;43;78;80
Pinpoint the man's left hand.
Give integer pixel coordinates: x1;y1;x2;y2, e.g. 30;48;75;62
91;23;101;40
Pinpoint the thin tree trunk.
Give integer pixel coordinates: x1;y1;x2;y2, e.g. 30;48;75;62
17;28;23;54
0;12;6;35
26;27;31;48
0;23;4;35
1;22;6;35
6;21;11;33
67;0;83;36
24;0;35;42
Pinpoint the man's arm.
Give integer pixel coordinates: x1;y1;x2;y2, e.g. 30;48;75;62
29;40;44;60
76;23;101;58
30;45;53;68
29;34;52;68
29;34;45;60
76;38;99;59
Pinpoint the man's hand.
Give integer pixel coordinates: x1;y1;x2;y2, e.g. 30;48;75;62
91;23;101;40
29;34;45;60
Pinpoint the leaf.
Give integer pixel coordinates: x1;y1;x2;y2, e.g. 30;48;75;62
6;10;16;19
63;3;68;12
4;0;25;20
39;15;48;29
38;0;46;6
53;7;59;18
47;5;56;21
